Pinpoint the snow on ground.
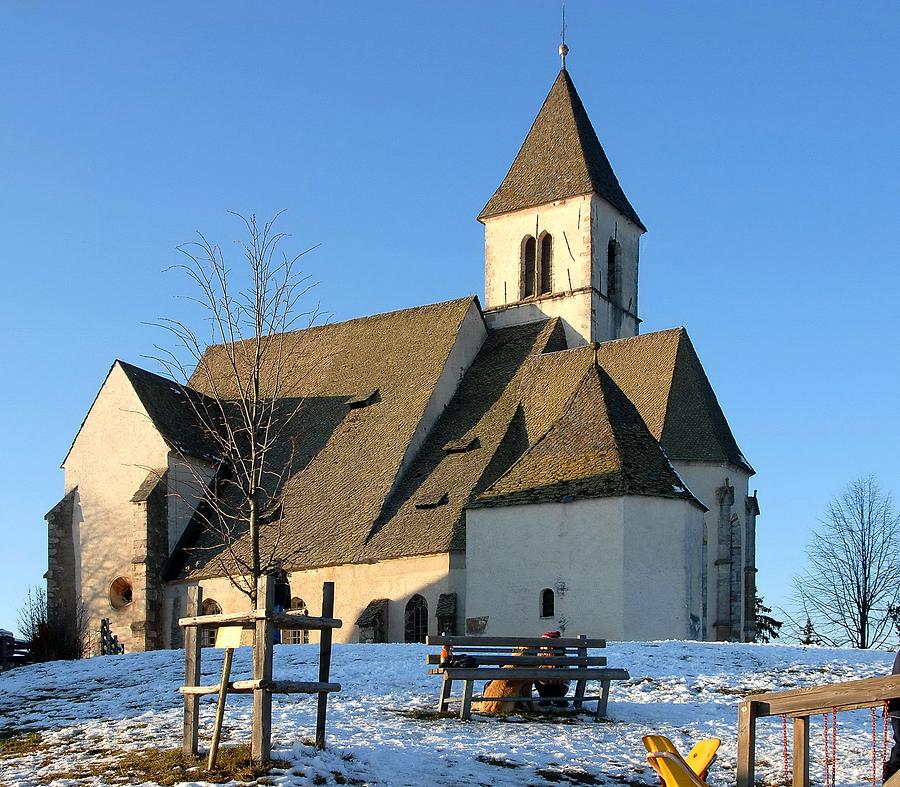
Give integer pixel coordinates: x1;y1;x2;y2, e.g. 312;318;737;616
0;641;895;786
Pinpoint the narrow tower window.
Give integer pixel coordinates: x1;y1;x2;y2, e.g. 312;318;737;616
521;236;536;299
607;239;618;301
540;588;555;618
539;233;553;295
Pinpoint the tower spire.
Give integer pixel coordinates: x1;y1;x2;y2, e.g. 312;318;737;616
559;3;568;69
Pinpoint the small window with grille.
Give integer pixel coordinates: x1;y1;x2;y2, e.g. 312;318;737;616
286;597;309;645
201;599;221;647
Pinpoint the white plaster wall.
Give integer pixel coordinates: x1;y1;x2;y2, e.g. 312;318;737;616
466;496;703;641
481;194;644;346
390;301;487;496
63;363;171;652
672;461;752;640
590;196;642;309
621;496;705;640
167;455;216;551
164;552;464;647
483;195;593;310
466;498;626;638
484;292;590;348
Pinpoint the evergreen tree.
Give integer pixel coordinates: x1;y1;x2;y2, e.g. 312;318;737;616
799;615;821;646
754;596;783;643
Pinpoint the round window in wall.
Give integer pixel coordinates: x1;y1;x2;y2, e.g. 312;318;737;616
109;576;134;609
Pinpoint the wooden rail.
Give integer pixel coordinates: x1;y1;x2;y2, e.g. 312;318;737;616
179;577;342;765
737;674;900;787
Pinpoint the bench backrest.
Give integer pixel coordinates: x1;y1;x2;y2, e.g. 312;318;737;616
425;634;608;668
426;635;605;649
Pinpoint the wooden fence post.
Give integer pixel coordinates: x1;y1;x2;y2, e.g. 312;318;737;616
793;715;810;787
315;581;335;749
736;699;757;787
182;586;203;757
252;574;274;764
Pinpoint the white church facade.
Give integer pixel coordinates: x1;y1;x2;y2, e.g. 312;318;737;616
46;64;759;652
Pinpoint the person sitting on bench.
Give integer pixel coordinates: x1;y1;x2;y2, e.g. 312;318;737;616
535;630;570;708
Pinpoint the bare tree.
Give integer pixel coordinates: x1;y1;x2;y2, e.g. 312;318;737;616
18;586;89;661
793;476;900;649
153;213;322;605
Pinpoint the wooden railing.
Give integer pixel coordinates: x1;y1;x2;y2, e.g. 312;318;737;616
179;576;342;764
0;632;30;669
737;674;900;787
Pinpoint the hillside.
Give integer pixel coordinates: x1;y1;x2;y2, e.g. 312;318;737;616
0;641;894;786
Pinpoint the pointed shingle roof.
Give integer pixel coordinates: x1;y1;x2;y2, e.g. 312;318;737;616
470;363;702;509
597;328;753;473
478;69;645;230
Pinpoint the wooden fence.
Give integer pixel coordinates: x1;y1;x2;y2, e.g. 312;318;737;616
737;673;900;787
99;618;124;655
178;575;342;763
0;631;30;669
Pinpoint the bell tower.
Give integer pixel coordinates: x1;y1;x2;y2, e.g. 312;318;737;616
478;63;646;348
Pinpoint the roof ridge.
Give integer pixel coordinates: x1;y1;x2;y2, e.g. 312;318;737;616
592;363;629;491
474;361;613;500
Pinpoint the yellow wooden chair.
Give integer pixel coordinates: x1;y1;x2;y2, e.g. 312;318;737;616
642;735;720;784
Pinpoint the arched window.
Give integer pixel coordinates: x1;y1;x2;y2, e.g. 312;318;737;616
607;239;618;301
201;599;222;648
404;594;428;643
540;588;555;618
286;597;310;645
521;236;536;299
539;233;553;295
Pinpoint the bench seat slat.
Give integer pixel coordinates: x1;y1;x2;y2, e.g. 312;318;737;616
429;667;630;681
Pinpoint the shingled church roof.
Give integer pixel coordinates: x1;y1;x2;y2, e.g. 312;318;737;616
118;362;220;461
140;301;748;579
471;362;704;509
478;69;645;230
597;328;753;472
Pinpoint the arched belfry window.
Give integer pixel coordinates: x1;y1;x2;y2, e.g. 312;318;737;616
404;594;428;643
539;233;553;295
521;236;536;299
540;588;555;618
607;239;618;301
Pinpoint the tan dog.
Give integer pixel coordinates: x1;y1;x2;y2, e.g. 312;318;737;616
479;648;532;716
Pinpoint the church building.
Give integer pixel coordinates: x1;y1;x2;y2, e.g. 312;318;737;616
46;58;759;652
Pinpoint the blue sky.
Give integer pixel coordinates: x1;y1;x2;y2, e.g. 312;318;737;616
1;2;898;638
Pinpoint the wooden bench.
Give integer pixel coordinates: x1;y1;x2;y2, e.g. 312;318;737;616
426;635;629;720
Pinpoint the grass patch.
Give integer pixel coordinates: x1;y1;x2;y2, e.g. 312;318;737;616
477;754;521;769
43;744;289;785
536;767;603;784
391;708;458;721
0;731;45;759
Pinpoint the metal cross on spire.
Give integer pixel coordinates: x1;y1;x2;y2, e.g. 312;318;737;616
559;2;569;69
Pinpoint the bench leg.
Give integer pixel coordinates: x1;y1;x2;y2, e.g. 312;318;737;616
596;680;610;717
460;680;474;720
437;673;452;712
573;678;587;710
